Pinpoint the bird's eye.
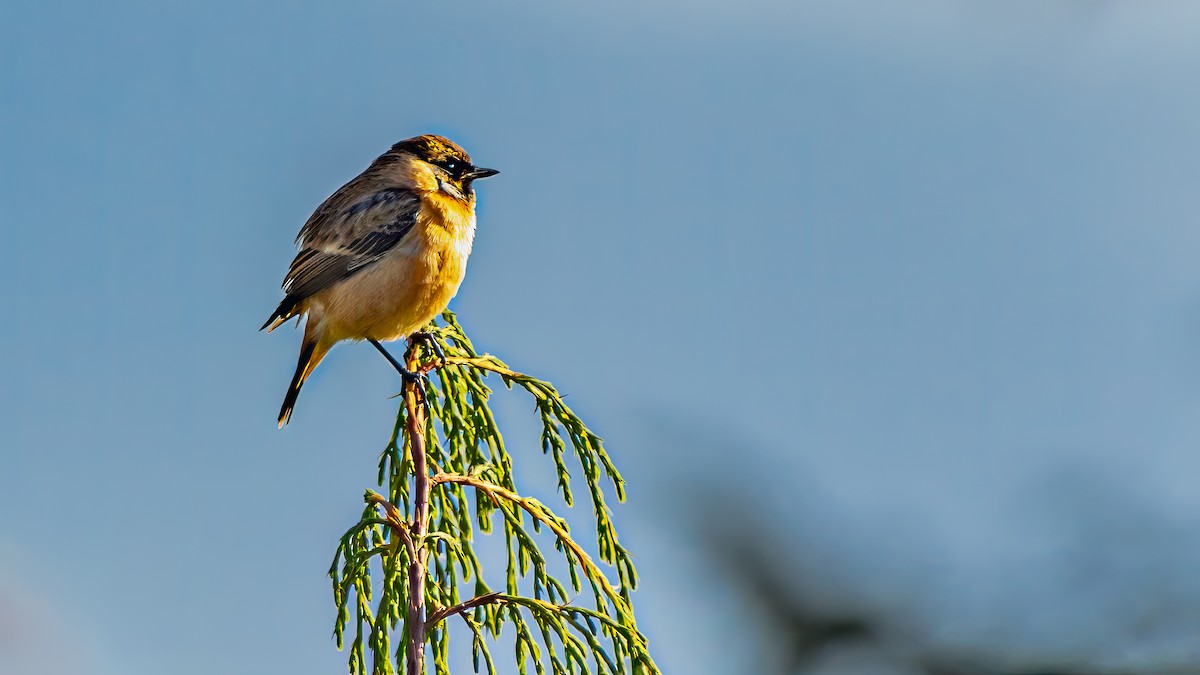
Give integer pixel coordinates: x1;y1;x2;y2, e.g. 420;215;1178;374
439;159;472;178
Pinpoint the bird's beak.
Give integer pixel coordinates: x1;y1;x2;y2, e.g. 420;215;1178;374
465;167;499;180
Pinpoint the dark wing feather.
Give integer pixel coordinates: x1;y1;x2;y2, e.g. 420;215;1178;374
261;187;421;329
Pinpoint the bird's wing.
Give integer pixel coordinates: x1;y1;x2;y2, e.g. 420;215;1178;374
262;187;421;329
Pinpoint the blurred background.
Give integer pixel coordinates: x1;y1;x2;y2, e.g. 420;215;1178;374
4;1;1200;673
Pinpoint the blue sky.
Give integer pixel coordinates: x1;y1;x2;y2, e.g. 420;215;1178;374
5;2;1200;673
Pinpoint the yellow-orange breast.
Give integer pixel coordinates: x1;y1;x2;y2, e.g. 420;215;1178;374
308;195;476;343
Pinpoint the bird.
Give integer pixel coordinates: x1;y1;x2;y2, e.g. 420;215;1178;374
262;134;498;427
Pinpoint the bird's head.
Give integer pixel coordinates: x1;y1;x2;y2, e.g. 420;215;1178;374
390;134;499;202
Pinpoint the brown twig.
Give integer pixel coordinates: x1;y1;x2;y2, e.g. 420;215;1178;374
429;472;633;623
365;491;416;558
405;348;431;675
427;592;645;648
424;591;504;628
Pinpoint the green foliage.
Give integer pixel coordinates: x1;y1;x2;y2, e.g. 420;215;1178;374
328;312;660;675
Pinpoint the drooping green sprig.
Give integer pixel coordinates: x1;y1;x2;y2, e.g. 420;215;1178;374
329;312;659;675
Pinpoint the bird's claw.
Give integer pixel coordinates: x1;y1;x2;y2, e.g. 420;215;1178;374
409;331;446;364
408;371;432;413
400;368;426;384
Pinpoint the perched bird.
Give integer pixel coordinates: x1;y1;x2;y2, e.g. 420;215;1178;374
262;134;498;427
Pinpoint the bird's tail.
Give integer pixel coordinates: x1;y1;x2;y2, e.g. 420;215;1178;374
278;332;331;428
261;295;300;333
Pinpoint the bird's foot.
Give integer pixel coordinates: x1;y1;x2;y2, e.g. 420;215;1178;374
400;367;426;384
407;370;431;413
408;331;447;366
370;338;433;412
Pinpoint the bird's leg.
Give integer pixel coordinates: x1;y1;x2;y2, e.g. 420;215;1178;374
369;339;424;384
408;331;446;365
370;338;431;412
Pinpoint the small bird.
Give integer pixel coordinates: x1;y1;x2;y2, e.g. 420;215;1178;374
262;134;498;427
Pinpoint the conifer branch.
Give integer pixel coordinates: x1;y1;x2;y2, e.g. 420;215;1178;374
329;313;660;675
